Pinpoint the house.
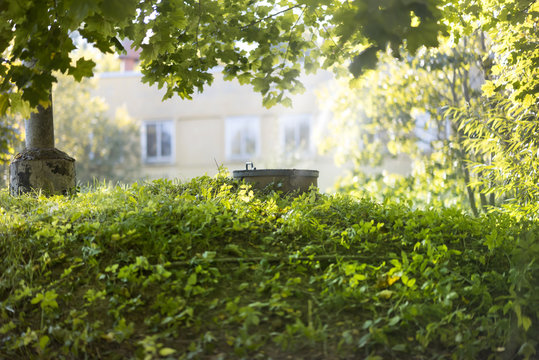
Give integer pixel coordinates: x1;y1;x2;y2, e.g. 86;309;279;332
92;64;349;191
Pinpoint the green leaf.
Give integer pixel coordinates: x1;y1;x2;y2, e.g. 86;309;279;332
481;81;497;97
69;58;96;82
521;316;532;332
70;212;82;222
100;0;138;22
388;315;401;326
39;335;50;350
67;0;99;22
377;290;394;299
8;92;31;118
31;293;43;304
405;21;441;54
0;93;9;116
349;46;379;77
281;97;293;107
237;72;252;85
159;347;176;356
252;77;269;94
187;273;197;286
263;94;278;108
41;290;59;310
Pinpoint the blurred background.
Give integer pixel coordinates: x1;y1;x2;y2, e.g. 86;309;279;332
4;31;532;218
1;39;413;192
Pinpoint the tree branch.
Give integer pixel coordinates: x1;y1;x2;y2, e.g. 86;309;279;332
195;0;201;56
463;164;479;216
313;8;341;52
282;6;307;65
241;5;303;30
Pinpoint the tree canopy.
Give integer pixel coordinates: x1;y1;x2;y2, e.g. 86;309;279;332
2;0;536;112
1;0;536;114
1;0;450;115
322;0;538;217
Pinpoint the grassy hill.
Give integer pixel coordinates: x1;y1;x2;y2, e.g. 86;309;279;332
1;175;537;359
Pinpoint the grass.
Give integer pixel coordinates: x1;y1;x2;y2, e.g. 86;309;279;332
0;174;537;359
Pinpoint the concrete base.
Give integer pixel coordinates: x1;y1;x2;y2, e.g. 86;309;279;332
10;148;76;196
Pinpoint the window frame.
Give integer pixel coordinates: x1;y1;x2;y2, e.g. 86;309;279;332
224;116;261;161
279;114;314;157
141;120;175;164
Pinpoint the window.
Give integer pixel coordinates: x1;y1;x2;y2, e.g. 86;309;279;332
280;115;312;156
142;120;175;163
225;117;260;160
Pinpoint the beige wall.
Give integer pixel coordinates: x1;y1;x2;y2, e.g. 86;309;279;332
93;70;410;192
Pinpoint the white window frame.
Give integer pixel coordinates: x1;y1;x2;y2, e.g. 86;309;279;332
279;114;314;156
141;120;175;164
225;116;261;161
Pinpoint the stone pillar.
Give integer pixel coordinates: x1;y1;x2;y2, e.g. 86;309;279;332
9;100;76;196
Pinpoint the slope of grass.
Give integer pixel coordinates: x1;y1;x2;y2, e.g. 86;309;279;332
1;175;537;359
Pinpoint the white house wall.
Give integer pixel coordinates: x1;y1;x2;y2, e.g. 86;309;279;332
93;70;348;191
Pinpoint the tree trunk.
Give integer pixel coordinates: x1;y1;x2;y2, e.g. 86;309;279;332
9;94;76;196
26;101;55;149
463;166;479;217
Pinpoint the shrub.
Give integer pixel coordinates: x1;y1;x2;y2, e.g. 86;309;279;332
0;175;537;359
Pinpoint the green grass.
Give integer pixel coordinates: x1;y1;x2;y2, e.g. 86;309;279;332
1;174;537;359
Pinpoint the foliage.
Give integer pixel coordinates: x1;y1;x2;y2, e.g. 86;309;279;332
440;0;539;217
0;38;120;161
448;97;539;218
321;35;488;213
0;114;23;188
0;115;23;166
443;0;538;107
331;170;468;212
0;0;532;114
322;0;538;217
0;0;449;115
53;75;140;185
1;175;537;359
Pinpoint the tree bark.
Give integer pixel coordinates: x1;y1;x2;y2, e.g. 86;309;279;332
479;191;488;212
25;100;55;149
463;166;479;217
